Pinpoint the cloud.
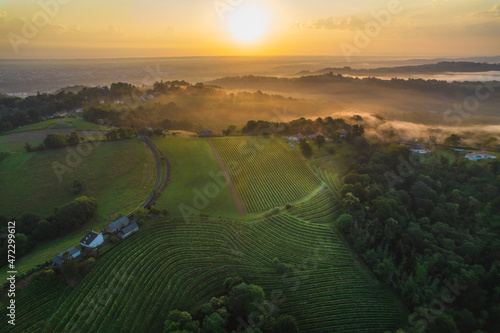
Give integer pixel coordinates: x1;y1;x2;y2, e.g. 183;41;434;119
292;16;364;31
470;4;500;18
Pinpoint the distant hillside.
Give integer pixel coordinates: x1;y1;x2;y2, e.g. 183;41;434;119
298;61;500;76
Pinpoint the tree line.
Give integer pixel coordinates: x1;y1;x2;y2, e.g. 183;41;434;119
0;196;98;267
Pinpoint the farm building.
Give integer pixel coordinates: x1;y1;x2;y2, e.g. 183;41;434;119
106;216;130;233
118;222;139;239
200;130;213;135
408;145;430;154
80;230;104;248
308;132;324;139
465;152;497;161
288;133;305;142
52;247;81;266
337;129;347;138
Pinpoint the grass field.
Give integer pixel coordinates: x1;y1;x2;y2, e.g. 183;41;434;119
0;139;156;281
0;215;403;332
6;118;108;134
211;137;321;213
151;138;239;218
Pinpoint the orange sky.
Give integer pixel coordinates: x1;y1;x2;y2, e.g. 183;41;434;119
0;0;499;59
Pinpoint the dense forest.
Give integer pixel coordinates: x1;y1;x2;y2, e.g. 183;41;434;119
336;141;500;332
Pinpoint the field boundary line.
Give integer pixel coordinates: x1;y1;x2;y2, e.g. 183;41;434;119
14;151;38;172
207;139;246;215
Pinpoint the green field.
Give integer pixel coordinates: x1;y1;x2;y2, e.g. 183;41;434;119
0;139;156;281
6;118;108;134
151;138;239;218
211;137;321;213
0;215;403;332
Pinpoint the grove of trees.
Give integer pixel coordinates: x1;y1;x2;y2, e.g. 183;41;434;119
0;196;98;266
164;277;299;333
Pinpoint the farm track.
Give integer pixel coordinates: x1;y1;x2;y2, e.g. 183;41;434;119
140;137;171;209
207;139;246;215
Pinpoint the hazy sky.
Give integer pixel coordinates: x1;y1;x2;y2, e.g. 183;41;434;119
0;0;499;59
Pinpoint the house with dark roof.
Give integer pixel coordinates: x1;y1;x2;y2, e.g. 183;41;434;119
52;254;63;266
80;230;104;248
51;247;81;266
106;216;130;233
118;222;139;239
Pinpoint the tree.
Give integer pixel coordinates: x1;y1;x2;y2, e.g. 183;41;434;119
337;214;353;234
315;135;326;148
223;276;243;292
74;196;98;220
32;220;53;241
24;142;32;152
118;127;135;139
202;313;226;333
15;233;29;256
44;133;69;149
444;134;461;147
138;127;153;137
299;138;313;158
105;129;118;140
164;310;200;333
276;315;300;333
352;124;365;137
67;131;80;146
153;128;165;137
228;282;265;316
18;212;40;235
342;192;360;213
134;208;151;226
56;196;97;232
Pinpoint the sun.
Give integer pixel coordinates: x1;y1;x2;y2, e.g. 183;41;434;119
226;4;269;44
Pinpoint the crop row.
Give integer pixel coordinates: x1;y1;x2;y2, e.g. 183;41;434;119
287;187;343;224
33;214;403;332
211;137;320;213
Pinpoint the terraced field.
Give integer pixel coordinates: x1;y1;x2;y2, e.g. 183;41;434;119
1;215;403;333
211;137;321;213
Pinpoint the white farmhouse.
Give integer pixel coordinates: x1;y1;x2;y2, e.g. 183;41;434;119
80;230;104;248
